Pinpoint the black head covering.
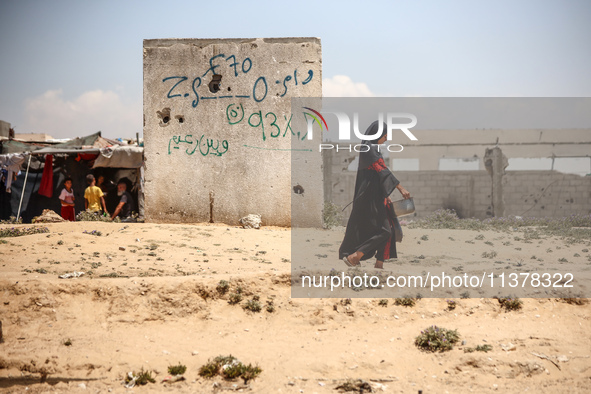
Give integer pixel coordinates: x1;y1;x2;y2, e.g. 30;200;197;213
359;120;387;169
362;121;388;144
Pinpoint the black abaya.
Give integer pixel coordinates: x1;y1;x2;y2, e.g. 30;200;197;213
338;121;401;261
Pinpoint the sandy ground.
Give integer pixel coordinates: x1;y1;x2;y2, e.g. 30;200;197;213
0;221;590;393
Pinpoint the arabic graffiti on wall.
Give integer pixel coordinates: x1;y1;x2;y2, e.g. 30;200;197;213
168;135;229;157
162;52;316;156
161;53;314;109
226;103;308;141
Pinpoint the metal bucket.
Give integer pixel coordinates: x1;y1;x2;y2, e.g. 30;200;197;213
392;197;415;217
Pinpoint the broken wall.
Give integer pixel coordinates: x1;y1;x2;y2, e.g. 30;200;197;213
143;38;322;226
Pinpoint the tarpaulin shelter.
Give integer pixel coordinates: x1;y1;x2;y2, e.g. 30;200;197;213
0;132;144;223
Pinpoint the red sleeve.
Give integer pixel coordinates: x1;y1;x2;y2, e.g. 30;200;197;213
367;157;387;172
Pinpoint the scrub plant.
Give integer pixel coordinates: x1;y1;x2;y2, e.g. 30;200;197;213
415;326;460;352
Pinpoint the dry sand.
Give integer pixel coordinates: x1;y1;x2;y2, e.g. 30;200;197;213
0;221;590;393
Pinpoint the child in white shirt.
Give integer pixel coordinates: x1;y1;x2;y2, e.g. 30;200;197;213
59;177;75;221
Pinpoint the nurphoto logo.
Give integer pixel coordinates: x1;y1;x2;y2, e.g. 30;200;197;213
302;108;419;152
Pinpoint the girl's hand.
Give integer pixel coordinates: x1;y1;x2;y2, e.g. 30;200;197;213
397;185;411;199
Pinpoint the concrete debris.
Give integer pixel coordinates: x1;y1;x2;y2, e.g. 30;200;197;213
239;214;262;229
58;271;85;279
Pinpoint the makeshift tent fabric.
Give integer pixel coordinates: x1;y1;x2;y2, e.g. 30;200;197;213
0;131;144;223
46;131;121;149
5;155;92;222
0;140;43;154
93;146;143;168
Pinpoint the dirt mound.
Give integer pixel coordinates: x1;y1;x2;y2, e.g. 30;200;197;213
32;209;65;223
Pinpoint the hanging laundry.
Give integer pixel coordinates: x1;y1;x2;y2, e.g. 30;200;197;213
0;153;25;193
38;155;54;198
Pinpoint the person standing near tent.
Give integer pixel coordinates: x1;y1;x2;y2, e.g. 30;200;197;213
84;174;108;215
59;177;76;221
110;179;135;221
97;175;110;195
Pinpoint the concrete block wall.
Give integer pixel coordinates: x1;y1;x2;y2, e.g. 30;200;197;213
391;172;492;219
143;38;322;227
326;155;591;223
503;172;591;218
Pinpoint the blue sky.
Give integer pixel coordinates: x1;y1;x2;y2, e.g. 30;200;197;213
0;0;589;139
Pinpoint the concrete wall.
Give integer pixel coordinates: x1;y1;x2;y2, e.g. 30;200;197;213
325;151;591;223
0;120;10;139
387;129;591;170
325;129;591;222
143;38;323;226
15;133;54;142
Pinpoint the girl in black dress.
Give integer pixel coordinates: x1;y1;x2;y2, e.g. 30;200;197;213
339;121;411;269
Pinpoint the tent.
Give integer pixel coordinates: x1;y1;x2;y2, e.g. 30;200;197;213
0;132;144;223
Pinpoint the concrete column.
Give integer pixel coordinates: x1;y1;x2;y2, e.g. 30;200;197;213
484;147;508;217
322;151;332;203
